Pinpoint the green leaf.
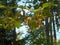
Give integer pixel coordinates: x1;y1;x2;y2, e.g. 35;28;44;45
42;2;55;9
28;20;38;30
0;24;2;27
3;24;9;29
14;20;21;28
18;5;26;9
0;4;5;8
42;9;53;17
31;7;42;14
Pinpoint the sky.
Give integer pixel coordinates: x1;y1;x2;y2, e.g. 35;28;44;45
16;22;29;41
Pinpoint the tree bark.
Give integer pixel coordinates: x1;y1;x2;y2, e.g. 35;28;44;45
53;20;57;45
50;18;53;45
45;17;50;45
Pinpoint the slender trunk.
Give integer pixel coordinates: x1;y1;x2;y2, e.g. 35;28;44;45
13;28;16;45
53;19;56;45
50;18;53;45
0;28;6;45
45;17;50;45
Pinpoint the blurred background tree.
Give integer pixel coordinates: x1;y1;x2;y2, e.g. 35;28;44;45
0;0;60;45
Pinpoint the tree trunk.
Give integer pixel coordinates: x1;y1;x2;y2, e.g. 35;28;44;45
50;18;53;45
0;28;6;45
45;17;50;45
13;28;16;45
53;20;57;45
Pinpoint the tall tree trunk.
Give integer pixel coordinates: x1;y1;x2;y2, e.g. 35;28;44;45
50;17;53;45
0;28;6;45
13;28;16;45
53;19;57;45
45;17;50;45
